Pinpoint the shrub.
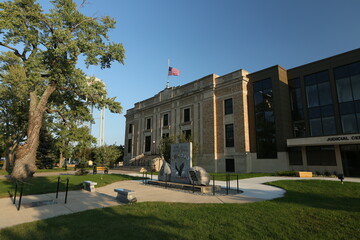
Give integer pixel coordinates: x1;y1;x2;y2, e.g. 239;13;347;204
275;171;297;176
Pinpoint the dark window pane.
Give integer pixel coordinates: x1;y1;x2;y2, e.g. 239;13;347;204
145;136;151;152
226;159;235;172
262;78;272;90
162;133;169;139
225;124;234;147
348;62;360;76
224;98;233;115
318;82;332;105
264;111;275;123
341;114;358;133
336;77;352;103
351;75;360;100
339;102;355;115
321;105;334;117
288;147;303;165
182;130;191;140
293;122;306;138
256;138;277;159
127;139;132;153
146;118;151;129
128;124;133;133
253;81;262;92
322;117;336;135
304;74;316;86
184;108;190;122
163;114;169;126
334;65;348;79
316;71;329;83
289;78;301;88
306;85;319;107
306;146;336;166
308;107;321;119
309;118;322;136
355;100;360;113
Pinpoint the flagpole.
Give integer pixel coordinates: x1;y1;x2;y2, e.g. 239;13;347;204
166;58;170;88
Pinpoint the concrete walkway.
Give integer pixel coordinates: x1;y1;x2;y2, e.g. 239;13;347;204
0;171;359;230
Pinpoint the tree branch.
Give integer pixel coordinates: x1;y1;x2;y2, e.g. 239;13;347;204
70;17;96;32
0;42;23;59
46;108;67;124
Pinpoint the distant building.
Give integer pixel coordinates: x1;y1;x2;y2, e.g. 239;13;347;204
124;48;360;177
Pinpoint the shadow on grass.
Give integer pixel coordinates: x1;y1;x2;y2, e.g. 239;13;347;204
0;205;188;240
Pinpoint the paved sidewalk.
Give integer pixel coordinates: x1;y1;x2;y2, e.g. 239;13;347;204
0;171;359;230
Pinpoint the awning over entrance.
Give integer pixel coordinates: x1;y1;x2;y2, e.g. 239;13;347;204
287;134;360;147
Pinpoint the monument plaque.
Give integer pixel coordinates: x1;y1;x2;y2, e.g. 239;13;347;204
170;142;192;183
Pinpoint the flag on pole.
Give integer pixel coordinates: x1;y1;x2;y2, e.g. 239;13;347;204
168;66;180;76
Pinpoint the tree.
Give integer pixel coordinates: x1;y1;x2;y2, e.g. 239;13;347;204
0;0;125;179
92;145;121;168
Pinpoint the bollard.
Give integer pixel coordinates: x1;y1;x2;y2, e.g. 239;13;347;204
17;183;24;211
56;176;60;199
145;171;148;184
213;175;215;196
237;174;239;193
150;171;153;180
64;178;69;204
192;181;195;193
13;181;18;204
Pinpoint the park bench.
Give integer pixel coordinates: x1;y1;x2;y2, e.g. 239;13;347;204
93;166;109;174
83;181;97;192
114;188;137;203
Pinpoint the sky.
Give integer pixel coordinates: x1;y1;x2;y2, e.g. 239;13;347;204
35;0;360;145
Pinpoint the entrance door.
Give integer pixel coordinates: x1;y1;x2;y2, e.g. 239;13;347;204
340;145;360;177
226;159;235;172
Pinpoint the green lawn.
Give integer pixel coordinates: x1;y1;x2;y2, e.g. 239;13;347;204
0;174;142;198
1;180;359;240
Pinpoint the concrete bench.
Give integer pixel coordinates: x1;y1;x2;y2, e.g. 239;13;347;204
114;188;137;203
83;181;97;192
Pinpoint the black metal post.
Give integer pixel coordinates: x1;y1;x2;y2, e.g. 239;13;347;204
151;171;153;180
226;174;229;195
13;181;18;204
56;176;60;199
142;172;144;184
145;171;148;184
64;178;69;204
165;180;167;189
237;174;239;193
213;175;215;196
17;183;24;211
192;181;195;193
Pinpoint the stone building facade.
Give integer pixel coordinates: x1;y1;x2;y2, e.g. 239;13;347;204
124;48;360;176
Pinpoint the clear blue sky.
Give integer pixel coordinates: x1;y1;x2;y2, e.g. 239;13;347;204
37;0;360;145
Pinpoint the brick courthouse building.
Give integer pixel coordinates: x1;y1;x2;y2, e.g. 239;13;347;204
124;49;360;177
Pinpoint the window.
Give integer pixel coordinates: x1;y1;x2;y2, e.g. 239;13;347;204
184;108;190;122
253;78;277;158
127;139;132;153
146;118;151;130
145;136;151;152
288;147;302;165
306;146;336;166
182;130;191;140
335;61;360;134
128;124;133;134
163;114;169;127
224;98;233;115
225;124;234;147
305;71;336;136
225;159;235;172
162;133;169;139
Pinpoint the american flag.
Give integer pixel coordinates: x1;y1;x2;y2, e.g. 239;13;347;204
168;67;180;76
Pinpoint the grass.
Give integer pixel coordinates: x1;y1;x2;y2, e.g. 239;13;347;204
0;174;142;198
1;180;359;240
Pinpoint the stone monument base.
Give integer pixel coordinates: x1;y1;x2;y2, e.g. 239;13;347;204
147;180;221;193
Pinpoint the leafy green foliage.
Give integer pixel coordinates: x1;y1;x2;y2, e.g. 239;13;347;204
91;145;121;167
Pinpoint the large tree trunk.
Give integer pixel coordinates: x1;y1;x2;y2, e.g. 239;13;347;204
59;151;65;168
3;145;16;173
11;85;56;179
